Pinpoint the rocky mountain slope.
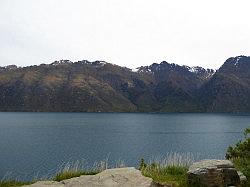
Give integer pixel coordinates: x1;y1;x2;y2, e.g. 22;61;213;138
0;56;249;112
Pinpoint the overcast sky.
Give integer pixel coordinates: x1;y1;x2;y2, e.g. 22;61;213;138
0;0;250;69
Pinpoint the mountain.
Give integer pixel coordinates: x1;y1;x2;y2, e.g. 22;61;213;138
0;56;249;112
136;62;214;111
199;56;250;112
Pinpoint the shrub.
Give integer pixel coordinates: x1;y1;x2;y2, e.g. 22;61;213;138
226;128;250;159
226;128;250;187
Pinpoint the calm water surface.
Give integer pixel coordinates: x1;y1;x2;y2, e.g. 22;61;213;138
0;112;249;180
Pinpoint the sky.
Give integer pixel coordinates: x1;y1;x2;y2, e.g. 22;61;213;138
0;0;250;69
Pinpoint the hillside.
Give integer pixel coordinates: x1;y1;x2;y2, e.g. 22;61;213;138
199;56;250;112
0;56;249;112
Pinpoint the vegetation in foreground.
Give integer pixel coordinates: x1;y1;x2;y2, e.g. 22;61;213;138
0;180;31;187
141;162;188;187
53;159;110;181
226;128;250;187
139;152;196;187
0;159;123;187
53;170;98;182
0;171;98;187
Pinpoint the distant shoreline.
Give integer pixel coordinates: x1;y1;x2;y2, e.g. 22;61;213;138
0;111;250;115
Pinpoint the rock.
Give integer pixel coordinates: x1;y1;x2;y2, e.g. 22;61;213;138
24;167;161;187
187;159;245;187
24;181;63;187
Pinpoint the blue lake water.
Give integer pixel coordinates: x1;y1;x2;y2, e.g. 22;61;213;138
0;112;249;180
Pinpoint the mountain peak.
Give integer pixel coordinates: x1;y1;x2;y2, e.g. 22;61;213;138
0;65;18;71
137;61;214;81
225;55;250;67
217;55;250;79
51;59;108;67
51;60;73;66
137;61;183;73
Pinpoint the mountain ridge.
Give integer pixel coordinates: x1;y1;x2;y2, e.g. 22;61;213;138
0;56;249;112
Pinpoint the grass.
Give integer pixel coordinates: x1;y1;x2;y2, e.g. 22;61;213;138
0;159;109;187
142;165;188;187
139;152;196;187
52;158;126;182
53;159;108;181
53;170;98;182
0;170;98;187
0;180;32;187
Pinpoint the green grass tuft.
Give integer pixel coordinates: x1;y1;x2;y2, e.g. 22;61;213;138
53;170;98;182
142;164;188;187
138;153;196;187
139;153;198;186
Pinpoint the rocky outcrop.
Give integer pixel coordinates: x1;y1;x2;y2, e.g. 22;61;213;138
187;159;246;187
24;167;161;187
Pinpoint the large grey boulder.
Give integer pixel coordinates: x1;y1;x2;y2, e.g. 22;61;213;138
24;167;161;187
187;159;245;187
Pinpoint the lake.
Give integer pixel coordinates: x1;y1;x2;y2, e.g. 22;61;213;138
0;112;249;180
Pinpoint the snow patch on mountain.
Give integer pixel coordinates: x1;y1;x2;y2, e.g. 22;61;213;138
51;60;73;66
234;56;242;66
188;66;200;73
